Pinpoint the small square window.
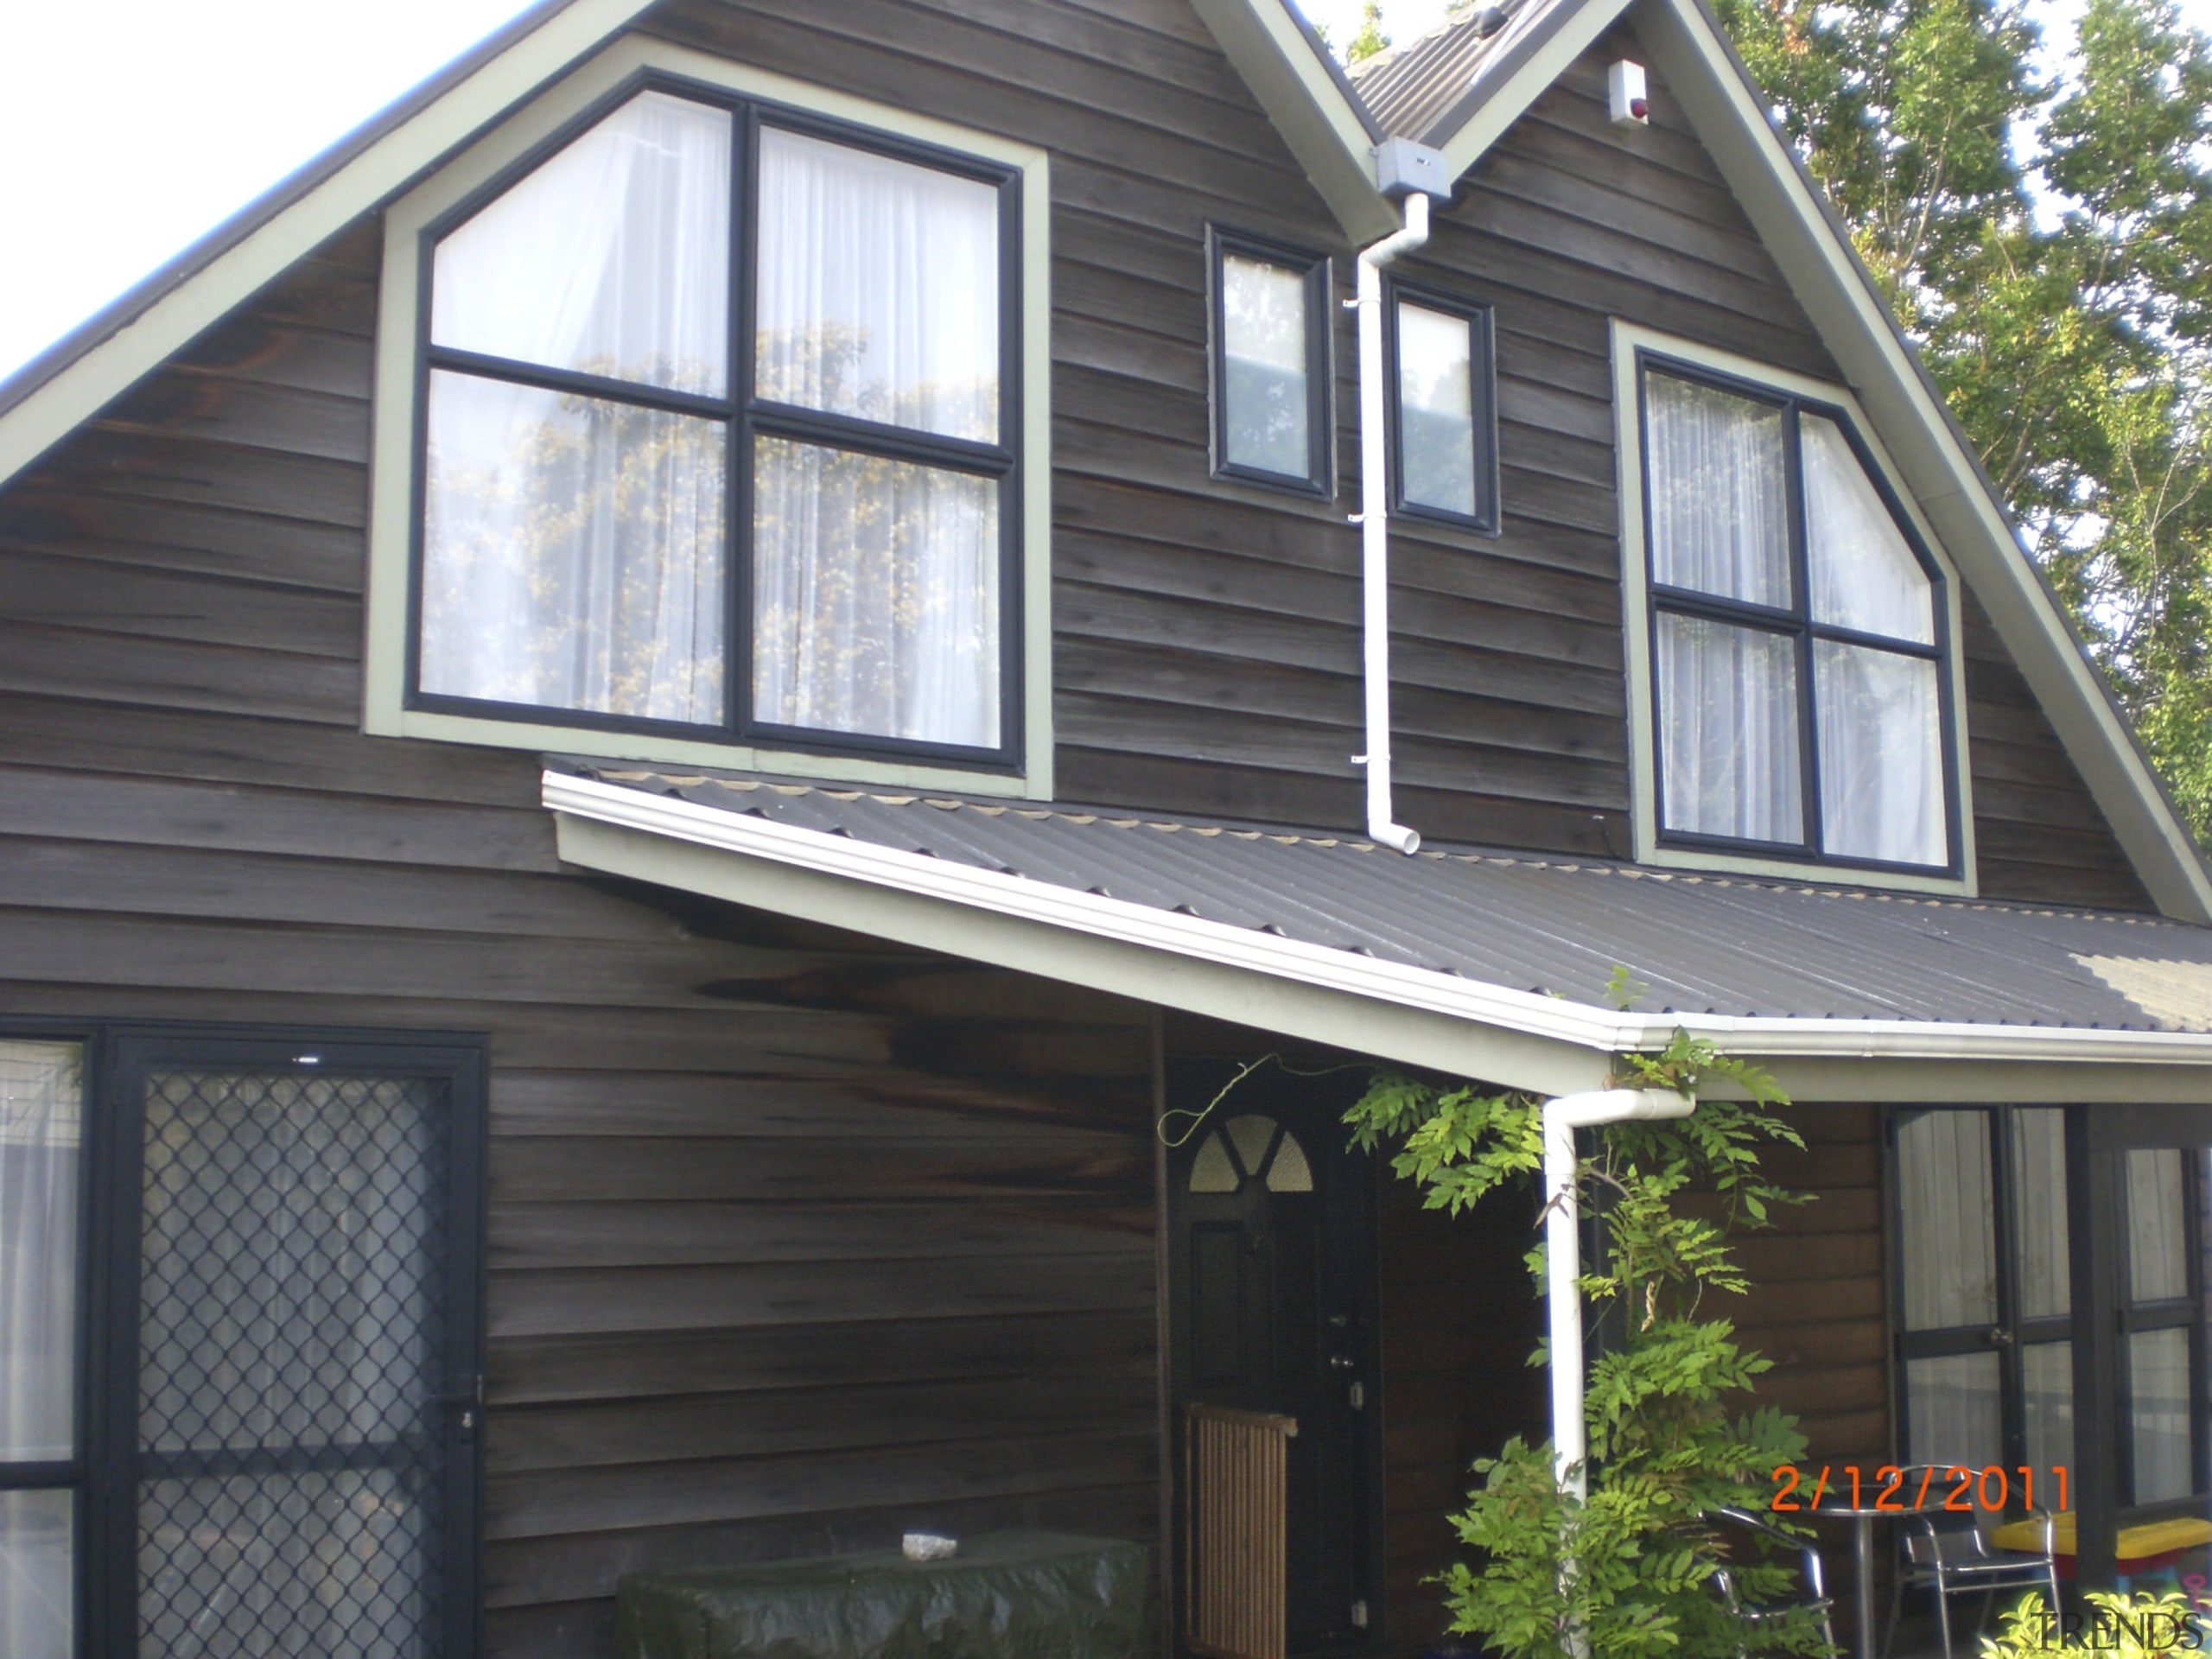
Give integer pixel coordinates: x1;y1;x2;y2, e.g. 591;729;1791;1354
1386;283;1497;533
1208;228;1332;496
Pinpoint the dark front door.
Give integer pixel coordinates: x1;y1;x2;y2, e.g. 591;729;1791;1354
1167;1060;1377;1654
98;1035;483;1659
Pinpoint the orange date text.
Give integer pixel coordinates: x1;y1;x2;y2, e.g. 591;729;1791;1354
1770;1464;2068;1513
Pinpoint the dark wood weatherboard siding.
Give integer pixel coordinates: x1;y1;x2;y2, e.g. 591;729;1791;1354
0;217;1160;1659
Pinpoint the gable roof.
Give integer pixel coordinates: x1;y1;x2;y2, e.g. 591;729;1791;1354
0;0;2202;925
546;764;2212;1101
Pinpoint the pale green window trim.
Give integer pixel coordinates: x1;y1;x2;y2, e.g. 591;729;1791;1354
1609;319;1978;897
366;37;1054;799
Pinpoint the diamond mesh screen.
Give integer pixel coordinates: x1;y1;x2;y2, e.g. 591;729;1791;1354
137;1071;450;1659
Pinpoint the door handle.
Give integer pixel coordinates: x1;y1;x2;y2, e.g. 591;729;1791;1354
1328;1353;1357;1373
1987;1326;2014;1349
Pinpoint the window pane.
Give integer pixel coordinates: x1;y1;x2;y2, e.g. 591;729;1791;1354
2022;1342;2075;1506
1814;641;1945;865
1897;1109;1998;1331
1802;413;1934;645
2012;1109;2070;1320
1396;302;1476;516
1222;254;1311;477
1655;613;1803;843
1907;1351;2003;1471
1644;372;1790;607
421;371;727;724
1;1042;81;1462
2127;1149;2190;1303
755;127;1000;442
1189;1133;1237;1194
1266;1132;1314;1193
2130;1327;2193;1502
431;91;730;396
753;437;999;747
0;1489;71;1659
1227;1116;1278;1179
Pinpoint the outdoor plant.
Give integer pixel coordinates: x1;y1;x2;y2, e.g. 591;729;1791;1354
1980;1591;2206;1656
1344;1030;1834;1658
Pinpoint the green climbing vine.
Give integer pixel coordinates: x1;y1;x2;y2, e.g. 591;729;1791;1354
1344;1031;1834;1658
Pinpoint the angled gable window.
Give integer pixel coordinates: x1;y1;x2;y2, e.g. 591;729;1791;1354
1209;229;1332;495
1616;326;1970;887
1387;283;1497;533
368;52;1052;797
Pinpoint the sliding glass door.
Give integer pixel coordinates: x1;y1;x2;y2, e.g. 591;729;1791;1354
1892;1108;2209;1510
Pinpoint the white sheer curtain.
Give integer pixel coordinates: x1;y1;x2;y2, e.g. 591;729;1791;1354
1814;642;1944;864
754;126;999;440
1395;302;1475;516
2125;1150;2193;1502
1;1044;80;1659
753;437;998;746
1221;254;1309;476
432;91;730;394
421;372;726;721
1645;372;1790;606
1802;415;1933;643
2012;1109;2070;1320
1656;614;1802;842
1897;1110;2004;1466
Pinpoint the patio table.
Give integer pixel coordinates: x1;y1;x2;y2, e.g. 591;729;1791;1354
614;1530;1151;1659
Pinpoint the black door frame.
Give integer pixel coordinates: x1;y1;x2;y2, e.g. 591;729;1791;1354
0;1019;486;1659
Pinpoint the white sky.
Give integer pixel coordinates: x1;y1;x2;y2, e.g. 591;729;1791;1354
0;0;2207;386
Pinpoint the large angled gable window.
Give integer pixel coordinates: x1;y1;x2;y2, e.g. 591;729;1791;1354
1621;334;1967;883
369;58;1049;792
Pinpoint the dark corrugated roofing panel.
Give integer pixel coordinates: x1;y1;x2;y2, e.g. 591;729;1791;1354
563;765;2212;1033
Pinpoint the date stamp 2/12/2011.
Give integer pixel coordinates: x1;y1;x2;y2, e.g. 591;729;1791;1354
1772;1465;2069;1512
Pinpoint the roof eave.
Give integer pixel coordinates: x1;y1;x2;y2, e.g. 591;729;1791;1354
546;771;2212;1103
0;0;658;491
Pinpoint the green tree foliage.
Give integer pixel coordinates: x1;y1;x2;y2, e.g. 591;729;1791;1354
1344;1036;1829;1658
1346;1;1393;64
1713;0;2212;840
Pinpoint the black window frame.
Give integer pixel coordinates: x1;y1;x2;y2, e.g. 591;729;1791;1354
1206;225;1335;499
1635;350;1964;878
1383;277;1499;536
2115;1147;2211;1508
0;1017;488;1659
404;71;1027;776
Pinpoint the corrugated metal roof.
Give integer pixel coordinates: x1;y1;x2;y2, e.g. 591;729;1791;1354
1348;0;1579;141
563;764;2212;1033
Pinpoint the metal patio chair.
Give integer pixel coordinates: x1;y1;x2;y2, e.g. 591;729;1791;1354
1881;1471;2060;1659
1709;1505;1840;1657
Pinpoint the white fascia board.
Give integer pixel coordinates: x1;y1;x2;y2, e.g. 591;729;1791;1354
1629;0;2212;925
1185;0;1401;244
545;771;2212;1099
0;0;654;492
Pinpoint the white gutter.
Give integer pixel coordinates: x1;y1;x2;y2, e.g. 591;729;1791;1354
543;771;2212;1071
1351;192;1431;855
1543;1086;1696;1659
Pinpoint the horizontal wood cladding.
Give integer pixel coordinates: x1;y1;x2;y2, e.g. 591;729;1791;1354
0;202;1163;1659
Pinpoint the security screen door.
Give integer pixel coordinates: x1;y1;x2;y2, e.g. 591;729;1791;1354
104;1036;482;1659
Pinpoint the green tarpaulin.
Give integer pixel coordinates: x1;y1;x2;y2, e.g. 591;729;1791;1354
614;1530;1152;1659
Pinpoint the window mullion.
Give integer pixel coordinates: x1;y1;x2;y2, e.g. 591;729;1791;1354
729;101;757;741
1783;402;1821;855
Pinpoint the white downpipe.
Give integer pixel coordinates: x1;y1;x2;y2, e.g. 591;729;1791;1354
1353;192;1430;855
1543;1086;1696;1500
1542;1086;1694;1659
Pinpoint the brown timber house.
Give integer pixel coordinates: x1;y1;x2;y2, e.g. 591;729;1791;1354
2;0;2210;1656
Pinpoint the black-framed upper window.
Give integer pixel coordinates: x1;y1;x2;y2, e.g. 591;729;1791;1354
1208;228;1332;496
1386;282;1497;533
1637;354;1958;873
411;82;1024;770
